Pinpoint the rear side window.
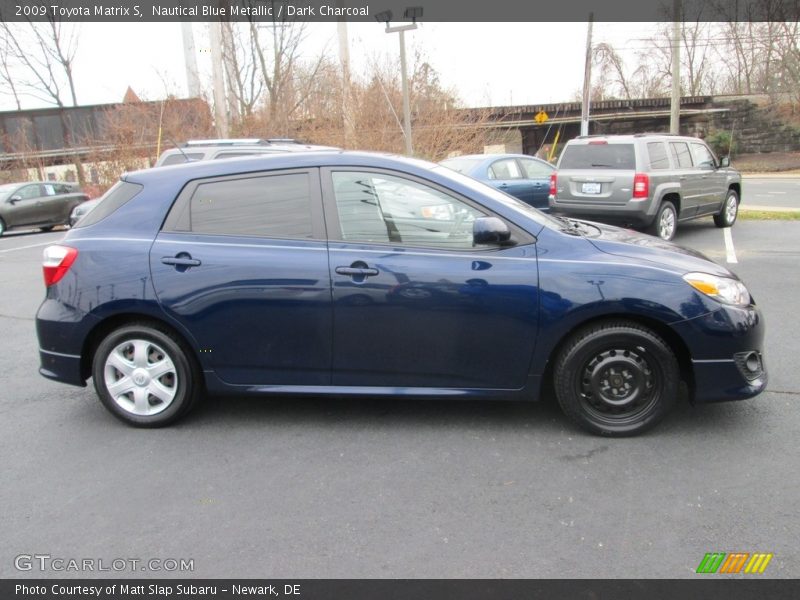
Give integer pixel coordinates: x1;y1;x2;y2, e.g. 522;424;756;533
488;158;523;180
669;142;693;168
73;181;143;228
187;173;314;239
647;142;670;169
559;143;635;169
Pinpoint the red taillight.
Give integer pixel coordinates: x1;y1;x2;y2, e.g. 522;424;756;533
43;245;78;287
633;173;649;199
549;172;557;197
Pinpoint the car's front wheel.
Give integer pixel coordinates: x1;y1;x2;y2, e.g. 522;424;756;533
714;189;739;228
0;218;6;237
92;324;201;427
553;320;679;436
649;201;678;241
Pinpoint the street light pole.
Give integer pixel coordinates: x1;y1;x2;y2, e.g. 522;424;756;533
377;7;422;157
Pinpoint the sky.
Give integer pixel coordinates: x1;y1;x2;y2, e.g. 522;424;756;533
1;21;667;112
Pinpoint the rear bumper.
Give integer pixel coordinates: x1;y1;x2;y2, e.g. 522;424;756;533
39;349;86;387
549;196;655;227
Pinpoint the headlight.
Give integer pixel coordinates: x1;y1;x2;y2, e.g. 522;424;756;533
683;272;751;306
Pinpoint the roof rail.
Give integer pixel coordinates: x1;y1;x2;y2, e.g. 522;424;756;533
181;138;303;147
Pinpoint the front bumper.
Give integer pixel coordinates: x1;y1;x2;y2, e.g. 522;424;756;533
672;304;767;403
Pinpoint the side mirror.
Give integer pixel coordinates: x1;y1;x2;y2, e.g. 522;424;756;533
9;195;21;204
473;216;511;245
719;156;730;168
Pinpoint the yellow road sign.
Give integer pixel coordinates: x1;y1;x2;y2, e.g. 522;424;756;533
534;110;549;124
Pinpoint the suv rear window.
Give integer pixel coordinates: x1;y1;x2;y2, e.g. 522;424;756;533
559;143;635;170
73;181;143;228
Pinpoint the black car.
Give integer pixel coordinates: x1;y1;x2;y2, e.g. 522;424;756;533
0;181;88;236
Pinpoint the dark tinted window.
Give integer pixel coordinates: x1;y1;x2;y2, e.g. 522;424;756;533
647;142;670;169
74;181;143;228
669;142;693;168
190;173;313;238
559;143;635;169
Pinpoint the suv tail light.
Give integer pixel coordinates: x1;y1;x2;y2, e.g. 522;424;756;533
633;173;649;199
43;245;78;287
549;173;557;197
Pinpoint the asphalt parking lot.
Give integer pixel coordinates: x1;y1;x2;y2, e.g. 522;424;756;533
1;216;798;579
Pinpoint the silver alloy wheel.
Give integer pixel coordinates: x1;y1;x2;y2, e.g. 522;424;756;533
658;207;676;240
725;194;738;224
103;339;178;416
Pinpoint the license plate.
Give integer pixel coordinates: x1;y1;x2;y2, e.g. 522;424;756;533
582;182;602;194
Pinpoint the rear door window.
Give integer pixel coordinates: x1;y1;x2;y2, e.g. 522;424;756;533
559;144;635;169
488;158;523;180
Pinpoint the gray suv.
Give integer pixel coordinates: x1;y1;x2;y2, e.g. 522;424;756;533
155;138;338;167
548;133;741;240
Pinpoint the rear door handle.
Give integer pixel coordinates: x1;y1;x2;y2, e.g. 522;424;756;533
335;266;379;276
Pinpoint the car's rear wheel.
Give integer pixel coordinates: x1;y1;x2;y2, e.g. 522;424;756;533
92;324;201;427
553;320;679;436
649;201;677;241
40;225;55;232
0;218;6;236
714;189;739;228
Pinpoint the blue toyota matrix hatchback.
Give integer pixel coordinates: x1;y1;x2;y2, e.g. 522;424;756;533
36;152;766;435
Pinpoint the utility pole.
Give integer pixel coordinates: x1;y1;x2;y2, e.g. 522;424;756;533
209;21;229;138
337;17;354;147
180;22;202;97
670;0;681;134
580;13;594;137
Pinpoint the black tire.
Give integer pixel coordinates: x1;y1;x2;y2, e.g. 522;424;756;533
714;189;739;228
553;320;679;436
0;218;5;236
92;323;202;427
648;201;678;241
40;225;55;232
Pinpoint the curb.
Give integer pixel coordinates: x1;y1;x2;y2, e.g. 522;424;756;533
739;205;800;212
741;172;800;179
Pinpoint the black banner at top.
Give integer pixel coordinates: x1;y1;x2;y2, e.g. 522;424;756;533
1;0;799;22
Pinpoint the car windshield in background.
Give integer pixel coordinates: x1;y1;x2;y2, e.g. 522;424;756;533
560;143;636;170
439;157;484;173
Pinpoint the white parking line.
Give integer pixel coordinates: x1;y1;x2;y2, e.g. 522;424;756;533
0;241;51;254
724;228;738;264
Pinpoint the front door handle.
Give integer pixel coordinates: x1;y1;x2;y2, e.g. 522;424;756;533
162;254;201;267
335;266;379;277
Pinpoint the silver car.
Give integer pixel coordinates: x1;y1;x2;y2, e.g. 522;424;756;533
549;133;741;240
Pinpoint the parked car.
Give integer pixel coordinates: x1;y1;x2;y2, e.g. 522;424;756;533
155;138;338;167
69;198;101;227
36;152;766;436
0;181;88;236
440;153;555;210
548;133;741;241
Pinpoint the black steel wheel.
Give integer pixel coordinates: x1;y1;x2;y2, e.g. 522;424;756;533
554;320;679;436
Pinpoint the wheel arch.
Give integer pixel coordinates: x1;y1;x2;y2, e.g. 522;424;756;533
538;312;694;401
80;312;202;382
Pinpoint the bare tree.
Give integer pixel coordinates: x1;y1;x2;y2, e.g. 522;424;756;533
0;17;84;183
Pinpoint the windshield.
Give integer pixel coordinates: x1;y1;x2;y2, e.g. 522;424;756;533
429;165;564;232
439;157;483;174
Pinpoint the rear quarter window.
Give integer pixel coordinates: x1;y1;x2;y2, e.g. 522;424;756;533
73;181;143;228
559;143;635;169
647;142;670;169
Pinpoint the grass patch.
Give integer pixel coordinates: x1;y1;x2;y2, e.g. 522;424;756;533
739;210;800;220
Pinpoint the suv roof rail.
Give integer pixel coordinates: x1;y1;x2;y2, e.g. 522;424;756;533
632;132;681;137
181;138;303;147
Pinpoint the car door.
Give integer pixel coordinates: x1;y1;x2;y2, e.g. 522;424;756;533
321;167;540;390
668;141;700;219
690;142;726;215
518;157;555;209
487;158;535;204
5;184;44;227
150;168;333;385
